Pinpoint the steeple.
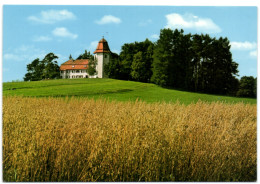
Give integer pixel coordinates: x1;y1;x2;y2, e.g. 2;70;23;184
93;37;111;54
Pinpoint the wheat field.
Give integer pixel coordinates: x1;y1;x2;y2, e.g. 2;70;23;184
3;96;256;181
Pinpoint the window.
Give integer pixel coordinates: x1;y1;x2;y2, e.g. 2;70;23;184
104;54;107;58
76;70;79;73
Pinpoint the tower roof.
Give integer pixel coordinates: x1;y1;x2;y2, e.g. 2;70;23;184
94;37;111;54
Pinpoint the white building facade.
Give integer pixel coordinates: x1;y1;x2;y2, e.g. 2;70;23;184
60;37;111;79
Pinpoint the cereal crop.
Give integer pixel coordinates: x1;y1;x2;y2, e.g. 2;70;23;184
3;96;256;181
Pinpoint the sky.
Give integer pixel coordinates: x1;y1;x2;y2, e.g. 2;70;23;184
2;5;258;82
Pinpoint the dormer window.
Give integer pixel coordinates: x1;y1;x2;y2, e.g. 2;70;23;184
72;65;75;68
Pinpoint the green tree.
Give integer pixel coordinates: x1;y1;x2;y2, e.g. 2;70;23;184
151;28;174;86
24;58;42;81
24;53;60;81
119;39;154;81
191;34;239;94
87;57;97;77
77;50;93;60
237;76;257;98
131;52;145;82
104;53;122;79
42;53;60;79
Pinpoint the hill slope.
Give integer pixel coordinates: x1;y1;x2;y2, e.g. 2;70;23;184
3;78;256;104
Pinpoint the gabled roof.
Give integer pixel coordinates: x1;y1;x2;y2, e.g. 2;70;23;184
60;59;89;71
94;38;111;54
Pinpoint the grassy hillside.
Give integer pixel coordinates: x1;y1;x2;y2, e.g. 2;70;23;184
3;78;256;104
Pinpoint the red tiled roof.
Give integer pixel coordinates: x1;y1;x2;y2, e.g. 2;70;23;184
60;59;89;71
94;38;111;54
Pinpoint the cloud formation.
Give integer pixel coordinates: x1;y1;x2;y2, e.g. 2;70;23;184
139;19;152;26
28;9;76;24
95;15;121;25
150;34;159;39
165;13;221;33
52;27;78;39
88;41;99;51
230;41;257;50
33;35;52;42
249;50;257;58
3;53;23;61
3;45;47;63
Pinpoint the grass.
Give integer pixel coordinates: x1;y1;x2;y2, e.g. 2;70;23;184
3;96;256;181
3;79;256;181
3;78;256;104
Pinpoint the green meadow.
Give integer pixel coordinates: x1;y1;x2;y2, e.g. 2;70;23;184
3;78;256;104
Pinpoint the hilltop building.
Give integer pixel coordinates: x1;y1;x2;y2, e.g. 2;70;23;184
60;37;111;79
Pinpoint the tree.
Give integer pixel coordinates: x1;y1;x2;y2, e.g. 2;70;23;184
42;53;60;79
131;44;154;83
119;39;154;81
69;54;73;60
152;28;239;95
190;34;239;94
104;53;122;79
24;53;60;81
131;52;146;82
237;76;257;98
24;58;42;81
87;57;97;77
77;50;93;60
151;28;174;86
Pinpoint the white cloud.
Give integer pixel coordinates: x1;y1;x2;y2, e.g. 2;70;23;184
165;13;221;33
95;15;121;25
112;49;120;54
3;45;47;63
52;27;78;39
139;19;152;26
88;41;99;52
249;50;257;58
28;9;76;24
33;35;52;42
151;34;159;39
3;53;23;61
230;41;257;50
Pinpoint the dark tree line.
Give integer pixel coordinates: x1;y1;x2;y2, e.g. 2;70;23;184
237;76;257;98
105;28;256;97
105;39;154;83
151;29;240;95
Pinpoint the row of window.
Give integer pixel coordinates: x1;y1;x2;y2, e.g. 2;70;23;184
61;70;87;74
67;75;86;79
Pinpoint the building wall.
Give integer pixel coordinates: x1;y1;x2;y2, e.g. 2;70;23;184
60;69;97;79
95;52;110;78
60;53;110;79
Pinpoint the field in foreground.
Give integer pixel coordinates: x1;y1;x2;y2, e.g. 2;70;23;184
3;96;256;181
3;78;256;104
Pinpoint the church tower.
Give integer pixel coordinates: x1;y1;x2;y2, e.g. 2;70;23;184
94;37;111;78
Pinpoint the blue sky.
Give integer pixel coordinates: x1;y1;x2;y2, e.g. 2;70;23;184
2;5;257;82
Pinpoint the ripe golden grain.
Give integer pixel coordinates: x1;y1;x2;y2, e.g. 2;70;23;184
3;97;256;181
